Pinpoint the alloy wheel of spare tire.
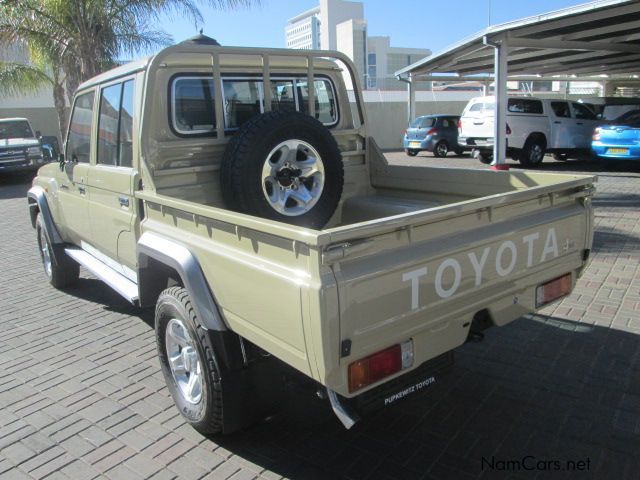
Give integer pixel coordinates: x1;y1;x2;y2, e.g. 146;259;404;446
221;111;344;229
433;141;449;158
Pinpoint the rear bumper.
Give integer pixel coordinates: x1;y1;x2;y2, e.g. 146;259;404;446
403;137;437;151
592;143;640;160
350;351;454;415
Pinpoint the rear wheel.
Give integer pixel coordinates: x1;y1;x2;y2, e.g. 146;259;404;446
553;153;569;161
36;214;79;288
433;141;449;158
406;149;418;157
454;148;464;156
156;287;224;434
519;135;546;167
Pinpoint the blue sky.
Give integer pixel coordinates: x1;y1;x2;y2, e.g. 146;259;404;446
152;0;588;57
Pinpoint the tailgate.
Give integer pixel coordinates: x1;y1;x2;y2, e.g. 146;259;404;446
326;184;593;397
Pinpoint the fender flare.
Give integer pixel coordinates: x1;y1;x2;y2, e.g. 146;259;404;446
137;232;227;331
27;186;63;244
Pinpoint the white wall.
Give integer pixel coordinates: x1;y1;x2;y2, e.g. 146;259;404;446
320;0;364;50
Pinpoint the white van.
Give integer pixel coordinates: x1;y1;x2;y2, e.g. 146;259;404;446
457;96;600;166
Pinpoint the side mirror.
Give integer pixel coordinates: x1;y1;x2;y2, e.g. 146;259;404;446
35;130;42;138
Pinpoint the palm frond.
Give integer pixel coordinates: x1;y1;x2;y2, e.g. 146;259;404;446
0;62;53;97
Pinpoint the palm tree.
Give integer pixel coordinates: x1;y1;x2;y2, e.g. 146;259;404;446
0;0;257;140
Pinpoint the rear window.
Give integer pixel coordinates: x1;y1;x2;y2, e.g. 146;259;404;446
410;117;436;128
614;109;640;126
468;102;494;112
172;77;216;134
0;120;34;140
170;75;338;135
508;98;543;114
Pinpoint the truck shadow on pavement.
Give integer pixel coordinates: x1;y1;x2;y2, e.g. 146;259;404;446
213;314;640;480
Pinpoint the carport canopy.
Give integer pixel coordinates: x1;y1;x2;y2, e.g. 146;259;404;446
395;0;640;166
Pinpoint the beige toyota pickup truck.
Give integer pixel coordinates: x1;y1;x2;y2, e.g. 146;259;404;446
28;36;595;434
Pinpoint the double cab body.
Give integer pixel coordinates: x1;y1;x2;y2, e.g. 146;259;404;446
29;40;595;432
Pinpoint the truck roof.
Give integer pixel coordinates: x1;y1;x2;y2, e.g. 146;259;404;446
0;117;30;123
77;43;341;93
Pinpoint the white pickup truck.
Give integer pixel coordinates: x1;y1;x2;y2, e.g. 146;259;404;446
458;96;600;166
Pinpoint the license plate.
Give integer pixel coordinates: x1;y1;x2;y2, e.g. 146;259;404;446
607;148;628;154
536;274;572;307
410;142;421;148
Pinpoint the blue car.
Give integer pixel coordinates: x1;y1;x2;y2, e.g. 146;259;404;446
592;109;640;160
403;115;464;157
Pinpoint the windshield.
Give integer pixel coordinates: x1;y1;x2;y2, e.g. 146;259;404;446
0;120;34;140
613;109;640;126
410;117;436;128
602;105;640;121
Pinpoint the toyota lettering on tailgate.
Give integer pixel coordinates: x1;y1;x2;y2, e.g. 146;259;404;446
402;227;560;310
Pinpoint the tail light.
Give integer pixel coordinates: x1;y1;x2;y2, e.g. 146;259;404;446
593;128;601;141
425;127;438;136
348;340;414;393
536;274;572;307
506;123;512;135
457;119;462;130
403;129;407;136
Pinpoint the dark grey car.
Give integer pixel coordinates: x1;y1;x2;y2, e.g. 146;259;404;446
403;114;463;157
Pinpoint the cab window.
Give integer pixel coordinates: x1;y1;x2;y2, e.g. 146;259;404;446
551;101;570;118
97;79;135;167
297;79;337;125
508;98;543;114
66;91;95;163
572;102;597;120
172;77;216;134
223;79;262;129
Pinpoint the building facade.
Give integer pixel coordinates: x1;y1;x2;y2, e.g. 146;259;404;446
285;0;431;90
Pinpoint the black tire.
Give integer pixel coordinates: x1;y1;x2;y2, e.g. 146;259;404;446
221;111;343;229
433;141;449;158
454;148;465;156
553;153;569;161
477;152;492;164
406;149;418;157
518;135;546;167
36;214;79;288
156;286;224;434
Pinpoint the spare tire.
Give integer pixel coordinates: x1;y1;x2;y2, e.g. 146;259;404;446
221;111;343;229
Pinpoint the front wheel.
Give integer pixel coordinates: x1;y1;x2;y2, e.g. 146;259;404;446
36;214;79;288
156;287;224;434
433;141;449;158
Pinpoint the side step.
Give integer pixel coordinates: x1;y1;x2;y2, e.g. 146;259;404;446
65;248;139;304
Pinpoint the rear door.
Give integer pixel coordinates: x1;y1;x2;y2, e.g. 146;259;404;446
87;78;139;278
549;101;572;148
570;102;599;148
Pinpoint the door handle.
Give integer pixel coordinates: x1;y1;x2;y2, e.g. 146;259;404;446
118;196;130;207
554;121;561;124
78;186;86;195
576;122;584;125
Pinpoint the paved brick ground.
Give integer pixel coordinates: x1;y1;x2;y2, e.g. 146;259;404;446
1;154;639;480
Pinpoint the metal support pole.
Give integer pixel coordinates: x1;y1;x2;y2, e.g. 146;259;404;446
484;35;509;168
408;74;416;124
